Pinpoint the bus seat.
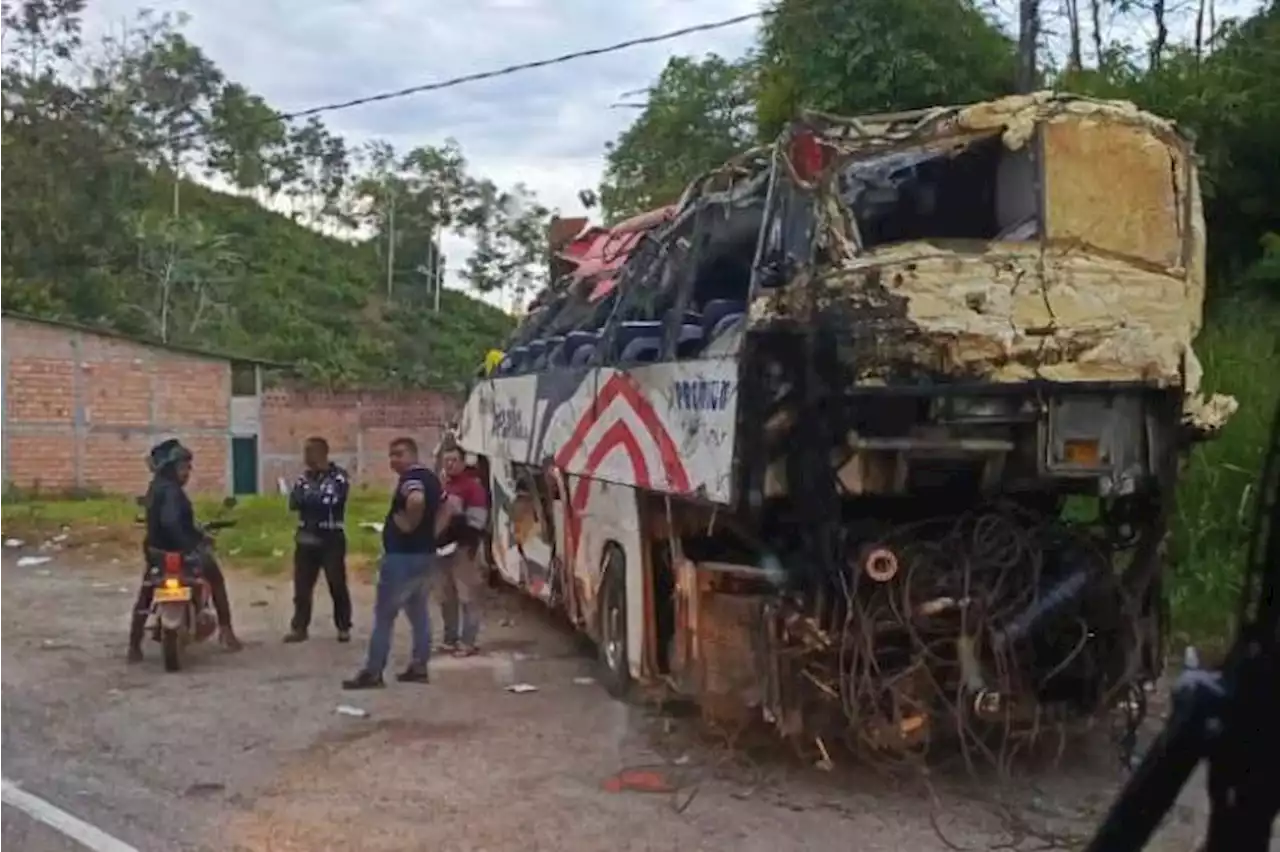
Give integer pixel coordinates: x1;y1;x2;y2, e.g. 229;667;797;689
711;312;745;340
676;323;704;358
620;337;662;364
504;345;529;374
527;339;549;365
563;330;599;365
701;299;745;337
542;335;567;368
617;320;663;364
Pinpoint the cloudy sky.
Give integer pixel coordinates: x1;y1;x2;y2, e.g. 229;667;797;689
80;0;1261;310
80;0;766;309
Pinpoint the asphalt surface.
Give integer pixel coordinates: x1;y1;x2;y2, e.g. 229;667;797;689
0;549;1224;852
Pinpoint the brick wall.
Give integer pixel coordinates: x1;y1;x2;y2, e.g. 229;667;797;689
259;388;459;492
2;316;232;495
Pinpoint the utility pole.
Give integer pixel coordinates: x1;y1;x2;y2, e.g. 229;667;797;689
385;189;397;301
432;220;442;313
1017;0;1041;94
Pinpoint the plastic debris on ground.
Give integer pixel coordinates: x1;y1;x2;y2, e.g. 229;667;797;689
5;539;24;548
336;705;369;718
601;768;676;794
16;556;52;568
505;683;538;694
573;676;595;685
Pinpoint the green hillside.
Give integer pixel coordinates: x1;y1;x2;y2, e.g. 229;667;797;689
1;4;524;390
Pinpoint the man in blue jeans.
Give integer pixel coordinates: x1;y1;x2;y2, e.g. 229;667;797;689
343;437;456;689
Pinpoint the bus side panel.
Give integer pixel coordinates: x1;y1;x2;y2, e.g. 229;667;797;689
459;360;738;504
569;475;644;678
486;460;527;589
596;359;740;504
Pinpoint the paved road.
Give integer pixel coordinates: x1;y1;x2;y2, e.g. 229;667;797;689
1;551;1215;851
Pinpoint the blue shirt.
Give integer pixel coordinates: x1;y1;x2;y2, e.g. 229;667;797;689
383;465;443;554
289;463;350;533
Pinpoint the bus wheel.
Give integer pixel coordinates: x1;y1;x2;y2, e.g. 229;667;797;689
597;546;631;699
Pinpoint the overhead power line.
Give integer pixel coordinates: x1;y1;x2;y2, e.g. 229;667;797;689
98;10;768;157
282;12;766;122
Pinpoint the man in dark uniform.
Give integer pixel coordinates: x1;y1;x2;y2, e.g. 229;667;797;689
343;437;456;689
283;437;353;643
128;439;241;662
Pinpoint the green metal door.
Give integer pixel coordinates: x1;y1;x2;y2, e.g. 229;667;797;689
231;437;259;495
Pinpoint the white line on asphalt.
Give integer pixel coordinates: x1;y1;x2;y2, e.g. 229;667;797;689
1;778;140;852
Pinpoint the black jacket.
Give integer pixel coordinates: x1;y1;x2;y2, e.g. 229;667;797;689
144;474;202;553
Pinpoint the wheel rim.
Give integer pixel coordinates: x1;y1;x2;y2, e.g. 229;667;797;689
604;601;623;672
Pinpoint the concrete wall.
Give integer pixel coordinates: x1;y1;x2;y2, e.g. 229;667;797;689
260;388;459;492
2;316;234;495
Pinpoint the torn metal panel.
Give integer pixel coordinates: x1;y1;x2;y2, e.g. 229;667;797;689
754;242;1200;385
750;92;1233;427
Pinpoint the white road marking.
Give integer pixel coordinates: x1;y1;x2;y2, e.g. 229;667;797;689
2;778;140;852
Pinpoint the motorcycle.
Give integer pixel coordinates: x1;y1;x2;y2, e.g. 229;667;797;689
135;495;237;672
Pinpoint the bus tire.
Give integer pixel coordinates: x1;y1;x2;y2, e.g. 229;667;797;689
597;545;631;699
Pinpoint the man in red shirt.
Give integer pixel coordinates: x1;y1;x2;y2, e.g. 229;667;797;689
436;443;490;656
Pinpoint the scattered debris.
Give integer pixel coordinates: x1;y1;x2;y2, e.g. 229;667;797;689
505;683;538;694
499;617;515;628
250;600;269;608
183;782;226;797
50;533;69;544
41;639;74;650
673;753;692;766
360;521;385;534
814;737;835;772
336;705;369;718
573;676;595;686
270;548;284;558
602;768;676;794
5;538;24;548
16;556;52;568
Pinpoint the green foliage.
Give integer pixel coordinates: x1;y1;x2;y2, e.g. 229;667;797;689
755;0;1017;137
1168;298;1280;646
0;1;529;388
601;54;758;220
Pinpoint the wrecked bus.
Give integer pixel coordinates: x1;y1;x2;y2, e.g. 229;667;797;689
456;92;1235;757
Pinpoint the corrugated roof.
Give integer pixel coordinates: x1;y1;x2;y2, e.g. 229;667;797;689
1;310;290;368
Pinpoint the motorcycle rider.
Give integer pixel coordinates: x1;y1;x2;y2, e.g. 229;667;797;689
127;439;241;662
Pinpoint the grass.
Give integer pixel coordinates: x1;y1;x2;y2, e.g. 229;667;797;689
0;487;393;575
2;299;1277;648
1166;296;1280;648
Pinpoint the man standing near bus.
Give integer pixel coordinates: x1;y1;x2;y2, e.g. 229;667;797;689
343;437;456;689
436;443;490;656
284;437;352;644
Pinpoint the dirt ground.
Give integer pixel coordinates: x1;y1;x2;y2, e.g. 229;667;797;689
1;550;1219;852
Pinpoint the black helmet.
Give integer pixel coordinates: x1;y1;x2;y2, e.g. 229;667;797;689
147;439;193;473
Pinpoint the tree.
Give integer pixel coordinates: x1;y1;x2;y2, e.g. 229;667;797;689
129;211;242;342
123;28;223;212
205;81;287;194
457;180;550;303
600;54;757;220
755;0;1018;136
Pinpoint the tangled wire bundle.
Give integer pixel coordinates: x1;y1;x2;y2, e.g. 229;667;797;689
778;503;1138;776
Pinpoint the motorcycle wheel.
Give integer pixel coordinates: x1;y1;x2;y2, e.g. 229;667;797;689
161;627;182;672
